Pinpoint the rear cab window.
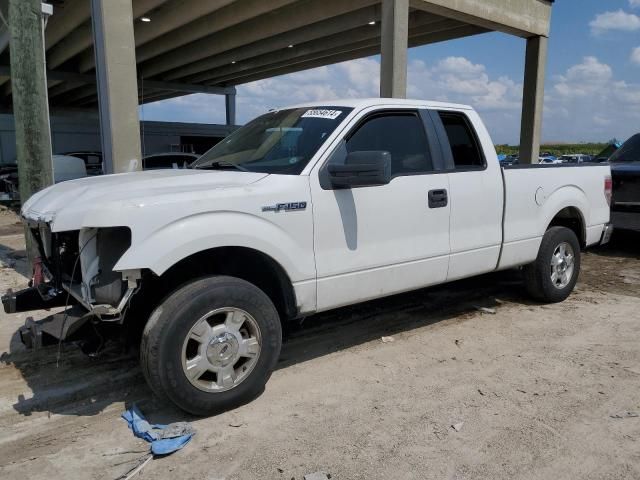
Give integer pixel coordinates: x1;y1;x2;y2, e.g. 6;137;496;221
437;111;486;170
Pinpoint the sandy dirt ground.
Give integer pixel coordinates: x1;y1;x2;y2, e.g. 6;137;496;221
0;205;639;480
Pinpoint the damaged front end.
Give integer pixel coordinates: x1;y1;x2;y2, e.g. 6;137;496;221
2;222;141;352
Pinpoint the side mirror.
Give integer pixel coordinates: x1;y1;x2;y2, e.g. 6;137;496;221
327;150;391;188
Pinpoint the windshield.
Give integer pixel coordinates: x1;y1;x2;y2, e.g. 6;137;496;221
191;107;353;174
609;134;640;163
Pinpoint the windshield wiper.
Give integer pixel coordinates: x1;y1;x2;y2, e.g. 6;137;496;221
192;161;247;172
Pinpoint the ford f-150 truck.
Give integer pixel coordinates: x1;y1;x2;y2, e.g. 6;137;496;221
4;99;613;415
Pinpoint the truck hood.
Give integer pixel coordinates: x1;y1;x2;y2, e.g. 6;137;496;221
22;169;269;228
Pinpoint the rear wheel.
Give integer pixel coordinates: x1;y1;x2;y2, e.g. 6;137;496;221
141;276;282;416
524;226;581;303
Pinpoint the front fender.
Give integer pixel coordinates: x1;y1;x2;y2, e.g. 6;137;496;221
113;211;314;282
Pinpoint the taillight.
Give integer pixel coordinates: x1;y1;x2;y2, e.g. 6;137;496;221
604;175;612;206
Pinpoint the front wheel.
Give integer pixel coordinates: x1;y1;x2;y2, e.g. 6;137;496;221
523;226;581;303
140;276;282;416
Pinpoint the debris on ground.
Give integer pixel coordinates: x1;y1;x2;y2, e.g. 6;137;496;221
478;389;485;396
451;422;464;432
304;473;331;480
115;455;152;480
381;336;394;343
228;421;244;427
455;339;462;347
122;405;195;456
610;411;639;419
476;306;496;314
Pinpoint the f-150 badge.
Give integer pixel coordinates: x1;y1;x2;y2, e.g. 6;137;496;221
262;202;307;212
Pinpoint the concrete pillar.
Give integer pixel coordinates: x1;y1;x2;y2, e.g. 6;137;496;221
380;0;408;98
519;36;547;164
225;91;236;126
90;0;141;173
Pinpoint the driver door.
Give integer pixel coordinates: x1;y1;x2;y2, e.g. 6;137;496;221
310;109;451;311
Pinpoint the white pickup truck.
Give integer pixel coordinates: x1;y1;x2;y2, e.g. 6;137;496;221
5;99;612;415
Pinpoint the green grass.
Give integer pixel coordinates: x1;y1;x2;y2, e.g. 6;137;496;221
495;143;609;156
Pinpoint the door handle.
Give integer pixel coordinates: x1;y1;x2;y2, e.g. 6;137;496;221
428;189;448;208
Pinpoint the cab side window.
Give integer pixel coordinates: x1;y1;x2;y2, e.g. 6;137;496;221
346;112;434;176
438;112;485;169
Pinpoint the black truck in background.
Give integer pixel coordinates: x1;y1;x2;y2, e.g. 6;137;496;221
609;134;640;231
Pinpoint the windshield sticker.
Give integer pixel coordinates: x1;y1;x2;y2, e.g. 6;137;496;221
301;109;342;120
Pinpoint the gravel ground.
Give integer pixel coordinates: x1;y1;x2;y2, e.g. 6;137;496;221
0;206;639;480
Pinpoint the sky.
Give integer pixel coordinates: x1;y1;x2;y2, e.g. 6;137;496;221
141;0;640;145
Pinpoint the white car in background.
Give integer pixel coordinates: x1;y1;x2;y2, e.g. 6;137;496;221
560;154;591;164
539;156;562;164
0;155;86;201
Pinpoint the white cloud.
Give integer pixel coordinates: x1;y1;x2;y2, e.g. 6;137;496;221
631;46;640;65
630;0;640;8
543;57;640;142
554;56;613;97
590;10;640;34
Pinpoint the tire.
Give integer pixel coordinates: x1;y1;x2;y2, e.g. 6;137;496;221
523;226;581;303
140;275;282;416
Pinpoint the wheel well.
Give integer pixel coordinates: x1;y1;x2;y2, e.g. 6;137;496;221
125;247;298;341
162;247;297;320
548;207;585;247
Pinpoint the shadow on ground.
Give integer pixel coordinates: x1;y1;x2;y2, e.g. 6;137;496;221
2;228;638;423
1;268;529;422
590;227;640;260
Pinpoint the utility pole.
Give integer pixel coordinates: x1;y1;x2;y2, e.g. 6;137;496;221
9;0;54;203
9;0;53;267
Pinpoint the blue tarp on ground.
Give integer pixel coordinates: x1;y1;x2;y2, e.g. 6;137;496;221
122;405;195;456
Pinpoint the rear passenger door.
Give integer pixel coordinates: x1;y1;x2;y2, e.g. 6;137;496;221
430;110;504;281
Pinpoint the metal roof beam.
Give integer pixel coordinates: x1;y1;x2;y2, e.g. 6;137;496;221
212;24;486;87
199;17;460;86
46;0;171;69
139;0;379;79
169;6;383;83
409;0;551;37
44;0;90;49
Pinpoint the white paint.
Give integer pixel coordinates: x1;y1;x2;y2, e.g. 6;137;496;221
21;99;611;316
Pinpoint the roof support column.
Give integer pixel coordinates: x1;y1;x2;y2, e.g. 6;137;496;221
225;90;236;126
519;35;547;164
380;0;408;98
90;0;141;173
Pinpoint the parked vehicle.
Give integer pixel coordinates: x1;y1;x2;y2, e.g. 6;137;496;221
0;155;87;201
61;151;103;176
5;99;612;415
539;156;562;164
499;154;519;166
142;152;199;170
560;154;591;164
609;133;640;229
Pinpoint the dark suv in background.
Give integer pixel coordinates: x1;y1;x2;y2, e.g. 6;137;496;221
609;134;640;231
